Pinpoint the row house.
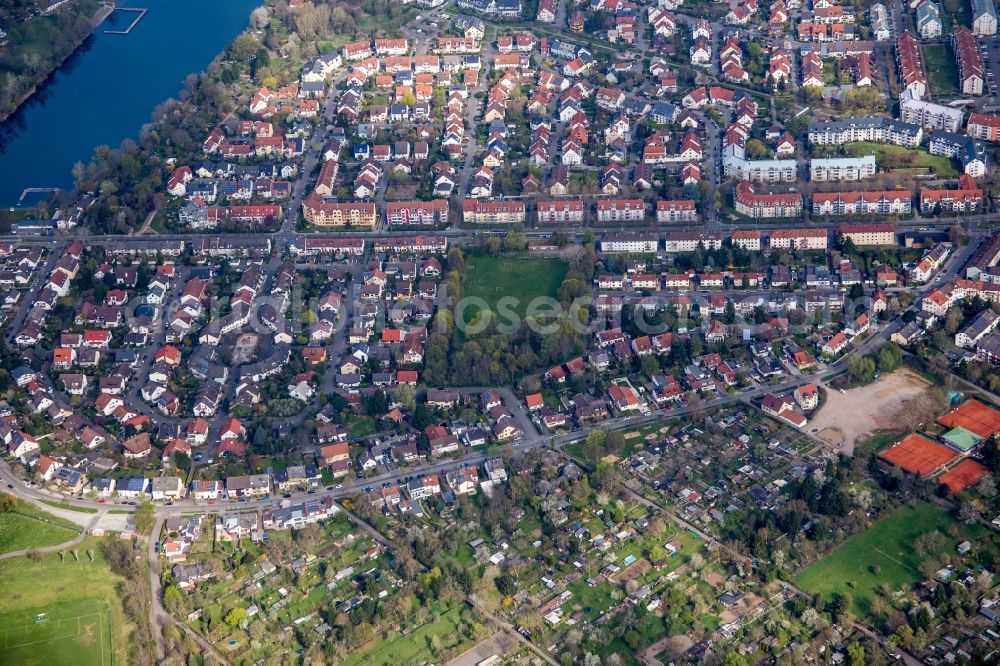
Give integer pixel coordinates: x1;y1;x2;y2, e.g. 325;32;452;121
838;223;896;246
731;230;762;251
973;0;998;36
374;38;409;56
929;131;988;178
769;228;828;250
537;0;556;21
954;27;984;95
812;190;911;216
721;37;748;82
664;232;723;253
291;237;366;256
596;198;645;223
690;37;712;66
461;199;526;224
895;31;928;99
797;21;855;41
919;174;984;213
768;51;792;88
649;6;677;38
911;242;952;282
917;0;943;38
371;235;447;254
870;3;891;39
900;90;964;132
810;155;876;181
655;199;698;223
302;195;378;228
801;50;824;87
956;308;1000;348
808;116;922;148
436;36;479;54
385;200;449;227
968;112;1000;141
733;181;802;218
724;146;798;182
342;40;374;61
600;232;658;253
537;200;585;224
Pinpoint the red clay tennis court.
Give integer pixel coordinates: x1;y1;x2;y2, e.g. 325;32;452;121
879;433;957;476
938;459;990;494
936;399;1000;439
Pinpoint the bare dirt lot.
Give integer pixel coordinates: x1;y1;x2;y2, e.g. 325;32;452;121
809;369;932;453
613;557;651;584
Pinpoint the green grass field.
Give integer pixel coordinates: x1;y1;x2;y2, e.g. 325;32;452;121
0;504;79;555
922;44;960;97
794;503;975;616
0;599;112;666
844;142;959;177
461;255;568;324
337;604;473;666
39;500;98;514
0;537;129;666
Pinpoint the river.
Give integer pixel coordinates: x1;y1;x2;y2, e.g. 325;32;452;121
0;0;261;207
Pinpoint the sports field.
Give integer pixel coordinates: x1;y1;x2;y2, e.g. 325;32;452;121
0;599;112;666
461;255;568;324
937;398;1000;439
794;503;969;616
0;537;129;666
878;433;956;475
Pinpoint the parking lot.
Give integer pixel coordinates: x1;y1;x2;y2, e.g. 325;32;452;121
977;35;1000;104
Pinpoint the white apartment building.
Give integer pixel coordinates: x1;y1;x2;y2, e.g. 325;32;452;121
810;155;877;181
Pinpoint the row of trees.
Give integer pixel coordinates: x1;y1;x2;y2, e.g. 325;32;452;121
102;538;155;665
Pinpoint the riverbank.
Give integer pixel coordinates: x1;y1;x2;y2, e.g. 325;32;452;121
0;1;114;124
0;0;261;206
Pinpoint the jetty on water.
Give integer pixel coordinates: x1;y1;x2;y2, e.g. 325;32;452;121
104;7;147;34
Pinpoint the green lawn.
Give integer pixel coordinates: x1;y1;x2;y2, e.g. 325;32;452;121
39;500;98;514
0;537;131;666
565;579;619;616
794;502;977;616
346;415;377;440
843;142;959;177
0;503;79;555
853;431;899;458
922;44;960;97
337;604;473;666
461;255;568;325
